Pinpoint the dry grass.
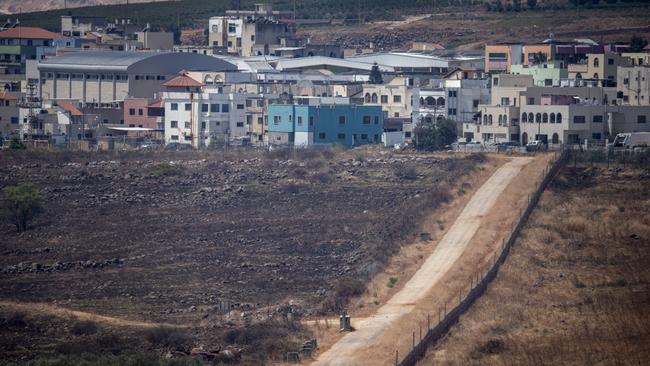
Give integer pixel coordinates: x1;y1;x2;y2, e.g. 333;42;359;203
422;166;650;365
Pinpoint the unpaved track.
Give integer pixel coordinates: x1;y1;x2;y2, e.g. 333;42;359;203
0;300;184;328
312;157;532;366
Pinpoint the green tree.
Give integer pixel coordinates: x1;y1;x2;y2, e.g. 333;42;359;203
368;62;383;84
2;183;43;232
629;35;648;52
415;118;457;151
9;135;25;150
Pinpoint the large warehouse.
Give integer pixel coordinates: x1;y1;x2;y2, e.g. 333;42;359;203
38;51;237;105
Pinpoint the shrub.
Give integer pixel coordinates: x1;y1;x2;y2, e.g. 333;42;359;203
387;277;399;288
394;165;418;180
2;182;43;232
70;320;98;336
9;135;26;150
312;171;333;184
150;164;184;177
143;326;192;350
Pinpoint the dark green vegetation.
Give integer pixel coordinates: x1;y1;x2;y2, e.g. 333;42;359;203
1;182;42;233
17;0;648;35
414;118;457;151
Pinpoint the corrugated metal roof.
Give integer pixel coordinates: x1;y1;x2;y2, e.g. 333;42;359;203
276;56;394;72
346;52;449;68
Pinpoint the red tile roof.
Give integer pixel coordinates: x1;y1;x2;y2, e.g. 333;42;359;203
56;101;83;117
147;100;163;108
0;92;18;101
0;26;61;40
163;70;204;88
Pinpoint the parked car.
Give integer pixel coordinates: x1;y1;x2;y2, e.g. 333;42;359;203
525;140;546;152
496;141;521;151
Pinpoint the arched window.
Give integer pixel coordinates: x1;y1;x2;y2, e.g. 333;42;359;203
488;115;493;125
365;93;371;103
437;115;444;121
593;57;599;67
522;113;528;123
371;93;378;103
498;115;502;126
528;113;534;123
542;113;548;123
552;133;559;144
557;113;562;123
550;113;556;123
483;115;488;125
593;73;599;80
437;97;445;106
536;113;542;123
522;132;528;145
425;96;435;106
576;73;582;80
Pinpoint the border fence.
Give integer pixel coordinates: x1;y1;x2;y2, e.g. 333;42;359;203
393;148;570;366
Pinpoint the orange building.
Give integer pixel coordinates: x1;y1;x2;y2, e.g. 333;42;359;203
485;44;523;73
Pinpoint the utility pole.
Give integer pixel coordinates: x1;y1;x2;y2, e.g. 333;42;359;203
293;0;296;20
358;0;361;25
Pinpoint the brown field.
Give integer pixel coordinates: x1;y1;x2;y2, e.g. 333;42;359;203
0;148;482;363
300;6;650;50
421;165;650;365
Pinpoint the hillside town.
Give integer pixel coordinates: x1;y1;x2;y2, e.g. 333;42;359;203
0;2;649;151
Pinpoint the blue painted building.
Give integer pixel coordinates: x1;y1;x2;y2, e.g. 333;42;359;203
268;103;383;148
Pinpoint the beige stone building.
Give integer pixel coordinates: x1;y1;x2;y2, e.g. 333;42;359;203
617;65;650;106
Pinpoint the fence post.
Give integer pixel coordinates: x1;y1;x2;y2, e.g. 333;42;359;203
428;313;431;330
420;325;422;342
412;332;415;350
395;350;398;366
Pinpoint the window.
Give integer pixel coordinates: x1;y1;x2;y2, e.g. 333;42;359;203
448;108;457;115
170;121;178;128
374;116;379;124
593;57;599;67
404;132;411;138
501;97;510;106
201;121;206;129
337;133;345;140
202;104;209;112
171;135;179;140
448;90;457;98
171;103;178;111
522;113;528;123
11;117;18;124
361;134;368;140
185;103;191;111
592;133;602;140
557;113;562;123
236;104;244;110
228;23;236;33
394;112;400;117
297;116;303;125
258;117;263;125
309;116;314;126
236;122;244;127
371;93;378;103
318;132;326;139
544;79;553;86
638;115;647;124
185;122;191;129
138;109;143;116
184;136;192;141
608;58;614;65
210;104;219;113
573;115;586;123
493;77;499;86
222;104;229;112
593;115;603;123
339;116;346;125
528;97;534;105
550;113;555;123
380;95;388;104
363;116;371;124
273;116;281;124
129;108;135;115
536;113;541;123
246;99;252;107
542;113;548;123
473;99;480;108
393;95;402;103
246;115;252;124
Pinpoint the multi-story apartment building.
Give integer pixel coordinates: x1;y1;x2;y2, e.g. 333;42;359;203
617;65;650;105
0;91;19;138
162;72;253;147
208;4;293;57
0;27;62;92
485;44;523;73
268;98;383;148
510;62;568;87
567;52;631;86
362;77;414;119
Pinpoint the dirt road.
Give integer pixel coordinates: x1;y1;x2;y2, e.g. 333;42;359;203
312;157;532;366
